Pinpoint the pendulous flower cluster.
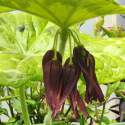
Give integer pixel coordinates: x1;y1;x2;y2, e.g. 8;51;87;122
42;46;104;120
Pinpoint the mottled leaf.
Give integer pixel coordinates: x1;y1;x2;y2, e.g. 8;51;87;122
0;0;125;28
0;13;54;87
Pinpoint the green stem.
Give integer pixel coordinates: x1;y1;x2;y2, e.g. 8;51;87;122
100;83;110;124
37;82;42;123
59;28;68;61
80;115;84;125
71;29;81;43
68;29;82;46
6;87;14;117
95;101;99;122
90;118;93;125
53;29;60;60
30;87;32;100
19;85;31;125
67;30;73;64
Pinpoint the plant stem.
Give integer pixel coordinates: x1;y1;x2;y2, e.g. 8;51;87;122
99;102;106;124
67;31;73;64
95;101;99;122
71;29;81;43
59;28;68;61
80;115;84;125
6;87;14;117
100;83;110;124
30;87;32;100
37;82;42;123
19;85;31;125
90;118;93;125
53;29;60;60
64;105;71;117
68;29;82;46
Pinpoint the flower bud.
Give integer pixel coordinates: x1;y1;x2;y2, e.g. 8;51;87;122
42;50;62;69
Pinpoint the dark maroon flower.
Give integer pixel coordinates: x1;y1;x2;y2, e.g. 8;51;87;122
42;50;62;69
73;46;104;103
52;64;89;119
43;60;63;110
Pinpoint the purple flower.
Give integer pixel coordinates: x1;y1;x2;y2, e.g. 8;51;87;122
42;51;62;110
52;63;89;119
42;50;62;69
73;46;104;103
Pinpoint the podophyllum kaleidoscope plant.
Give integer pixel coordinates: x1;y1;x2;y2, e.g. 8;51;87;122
0;0;125;125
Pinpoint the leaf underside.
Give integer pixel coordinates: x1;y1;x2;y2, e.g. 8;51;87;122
0;0;125;28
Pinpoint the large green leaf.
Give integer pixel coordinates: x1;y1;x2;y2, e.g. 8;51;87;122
0;13;55;87
0;0;125;28
0;6;13;13
0;13;54;55
94;53;125;84
82;38;125;56
80;37;125;84
1;13;125;88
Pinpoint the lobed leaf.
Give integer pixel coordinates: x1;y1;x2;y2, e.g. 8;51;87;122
80;37;125;84
0;13;125;88
0;13;54;87
0;6;13;13
0;0;125;28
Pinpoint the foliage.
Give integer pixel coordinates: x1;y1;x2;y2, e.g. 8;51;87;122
93;17;125;38
0;13;125;88
0;0;125;125
0;0;125;28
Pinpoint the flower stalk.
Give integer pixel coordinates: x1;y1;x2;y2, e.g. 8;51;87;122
67;30;73;65
19;85;31;125
59;28;68;60
68;29;82;46
95;101;99;121
53;29;60;60
100;83;110;124
6;87;14;117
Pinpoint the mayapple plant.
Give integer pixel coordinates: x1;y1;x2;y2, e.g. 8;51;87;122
0;0;125;125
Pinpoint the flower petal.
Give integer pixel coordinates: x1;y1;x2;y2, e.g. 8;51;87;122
52;65;80;118
50;61;62;108
43;60;63;110
42;50;62;69
77;91;89;117
73;46;104;103
70;84;80;120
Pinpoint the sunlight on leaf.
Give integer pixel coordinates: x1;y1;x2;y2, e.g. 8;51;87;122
0;13;125;88
0;5;13;13
0;13;55;87
80;37;125;84
0;0;125;28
